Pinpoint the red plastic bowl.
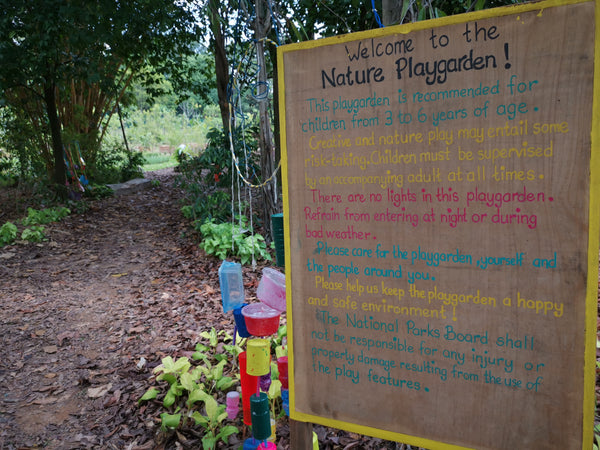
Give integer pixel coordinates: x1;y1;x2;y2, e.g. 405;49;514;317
241;303;281;336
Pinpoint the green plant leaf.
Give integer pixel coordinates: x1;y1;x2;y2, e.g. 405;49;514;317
190;366;205;380
217;425;239;443
200;328;219;347
212;359;226;379
163;388;177;407
0;222;17;246
172;356;191;373
268;379;282;400
187;388;211;408
195;342;210;352
154;356;174;373
21;225;46;242
201;435;218;450
215;376;234;391
138;387;159;404
156;373;177;386
191;410;209;427
160;412;181;431
180;371;198;392
203;394;220;420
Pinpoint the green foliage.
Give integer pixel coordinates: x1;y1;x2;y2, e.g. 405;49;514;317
181;190;231;225
198;126;260;188
175;126;259;201
0;109;49;182
90;139;145;184
83;184;114;200
198;218;272;265
22;206;70;226
0;222;17;246
193;328;244;368
21;225;46;243
190;392;238;450
139;328;241;449
121;150;146;182
91;139;127;184
0;206;72;246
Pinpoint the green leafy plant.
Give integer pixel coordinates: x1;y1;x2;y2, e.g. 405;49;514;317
21;225;46;242
91;139;145;184
196;126;259;188
198;217;272;265
181;190;232;224
121;149;145;181
193;328;244;363
0;221;18;246
22;206;70;226
139;328;242;449
190;390;238;450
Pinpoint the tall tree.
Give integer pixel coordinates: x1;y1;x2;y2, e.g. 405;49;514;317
207;0;232;133
0;0;200;191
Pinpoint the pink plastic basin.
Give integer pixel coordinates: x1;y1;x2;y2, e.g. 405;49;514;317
241;303;281;337
256;268;286;312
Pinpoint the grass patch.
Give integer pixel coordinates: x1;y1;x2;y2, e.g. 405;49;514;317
143;152;177;171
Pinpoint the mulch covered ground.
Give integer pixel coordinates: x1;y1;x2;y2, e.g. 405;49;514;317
0;169;405;450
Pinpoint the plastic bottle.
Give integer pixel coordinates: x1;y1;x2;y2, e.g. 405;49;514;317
218;260;245;313
225;391;240;420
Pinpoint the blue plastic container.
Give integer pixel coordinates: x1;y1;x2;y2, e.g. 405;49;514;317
218;261;245;313
281;388;289;416
243;437;261;450
233;304;251;338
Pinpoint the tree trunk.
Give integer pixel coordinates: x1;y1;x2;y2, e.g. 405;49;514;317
255;0;277;240
43;83;66;195
208;0;230;132
382;0;404;25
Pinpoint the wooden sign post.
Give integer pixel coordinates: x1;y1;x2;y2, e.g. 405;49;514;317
278;1;599;449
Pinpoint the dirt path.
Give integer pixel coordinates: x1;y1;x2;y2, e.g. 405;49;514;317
0;169;235;449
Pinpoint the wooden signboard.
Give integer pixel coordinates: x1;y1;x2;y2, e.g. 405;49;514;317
278;1;598;449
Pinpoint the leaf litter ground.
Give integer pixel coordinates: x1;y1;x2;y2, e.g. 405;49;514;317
0;169;409;450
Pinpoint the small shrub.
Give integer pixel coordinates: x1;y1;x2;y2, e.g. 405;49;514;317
22;206;70;226
21;225;46;242
0;222;18;246
91;138;144;184
121;150;145;181
181;190;231;224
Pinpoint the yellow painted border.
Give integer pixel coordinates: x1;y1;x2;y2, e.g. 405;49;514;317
277;0;599;448
584;1;600;449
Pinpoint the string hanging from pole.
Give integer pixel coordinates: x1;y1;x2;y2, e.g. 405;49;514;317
223;1;283;267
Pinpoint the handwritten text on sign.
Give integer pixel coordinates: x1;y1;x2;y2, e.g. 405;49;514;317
281;4;594;450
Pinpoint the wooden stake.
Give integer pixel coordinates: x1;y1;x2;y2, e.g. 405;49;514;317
290;419;313;449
